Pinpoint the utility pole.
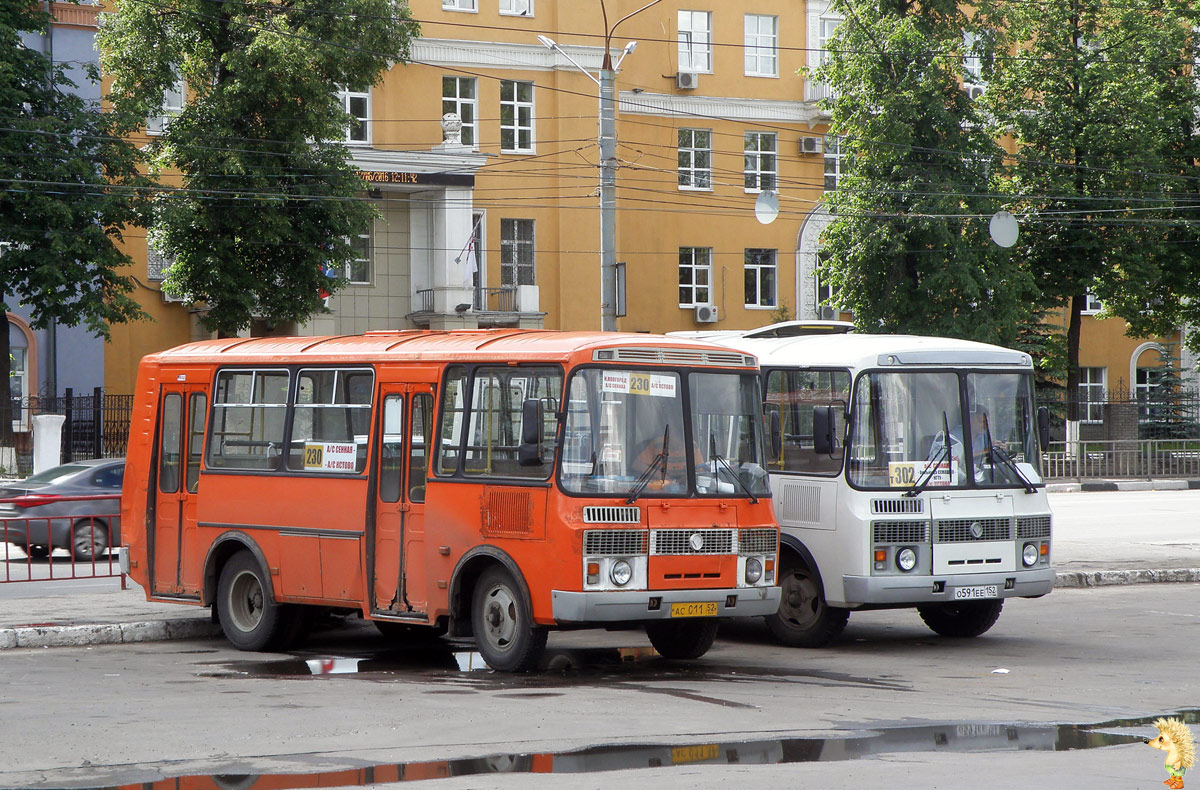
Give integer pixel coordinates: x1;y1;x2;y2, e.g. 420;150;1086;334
538;0;658;331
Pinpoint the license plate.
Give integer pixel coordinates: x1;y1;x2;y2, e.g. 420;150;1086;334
952;585;998;600
671;744;720;764
670;601;718;618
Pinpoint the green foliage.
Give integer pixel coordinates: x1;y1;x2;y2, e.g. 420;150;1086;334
0;0;149;336
812;0;1043;353
98;0;419;335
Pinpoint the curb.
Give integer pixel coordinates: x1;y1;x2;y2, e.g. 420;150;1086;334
1046;479;1200;493
0;617;220;650
1053;567;1200;589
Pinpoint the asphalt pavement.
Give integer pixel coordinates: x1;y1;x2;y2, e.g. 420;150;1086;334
0;484;1196;650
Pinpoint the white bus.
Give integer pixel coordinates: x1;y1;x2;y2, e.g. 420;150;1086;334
674;322;1054;646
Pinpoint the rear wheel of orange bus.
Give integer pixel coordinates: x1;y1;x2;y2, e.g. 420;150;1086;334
644;619;718;660
217;551;306;652
472;566;546;672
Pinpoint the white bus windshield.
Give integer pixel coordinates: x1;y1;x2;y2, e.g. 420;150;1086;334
848;370;1040;490
560;369;769;498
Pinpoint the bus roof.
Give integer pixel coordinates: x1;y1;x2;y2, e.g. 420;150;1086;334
688;331;1033;371
142;329;758;368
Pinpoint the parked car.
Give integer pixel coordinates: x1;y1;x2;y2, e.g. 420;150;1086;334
0;458;124;561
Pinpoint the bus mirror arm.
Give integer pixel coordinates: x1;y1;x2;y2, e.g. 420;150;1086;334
765;405;783;459
1037;406;1050;451
813;405;834;456
519;398;545;466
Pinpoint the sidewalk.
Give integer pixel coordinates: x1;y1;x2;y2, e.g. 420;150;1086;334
2;483;1198;650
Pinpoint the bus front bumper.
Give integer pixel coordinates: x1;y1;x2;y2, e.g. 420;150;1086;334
551;586;781;623
842;567;1055;606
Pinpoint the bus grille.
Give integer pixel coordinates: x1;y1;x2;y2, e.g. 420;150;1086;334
595;347;751;368
872;520;929;544
738;528;778;554
584;529;648;556
582;506;641;524
937;518;1012;542
651;528;737;555
1017;515;1052;539
871;498;924;515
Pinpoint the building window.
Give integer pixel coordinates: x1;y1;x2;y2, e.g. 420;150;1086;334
1083;290;1103;314
744;249;777;308
500;219;535;286
808;15;842;101
678;247;712;307
346;229;371;284
443;0;476;10
824;135;843;192
1078;367;1106;424
337;86;370;144
500;80;534;153
744;132;777;192
678;10;712;73
500;0;532;15
744;14;778;77
963;31;985;96
147;74;185;135
678;129;712;190
8;320;30;431
442;76;477;147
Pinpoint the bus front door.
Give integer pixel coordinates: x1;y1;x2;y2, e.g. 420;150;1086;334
372;386;434;618
152;386;207;596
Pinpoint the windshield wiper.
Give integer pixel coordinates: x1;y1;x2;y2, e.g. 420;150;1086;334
626;424;670;504
980;413;1037;494
710;451;759;503
906;411;951;497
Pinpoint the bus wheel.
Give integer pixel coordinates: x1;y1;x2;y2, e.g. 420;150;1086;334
471;566;546;672
217;552;293;652
765;557;849;648
917;600;1004;638
644;619;718;660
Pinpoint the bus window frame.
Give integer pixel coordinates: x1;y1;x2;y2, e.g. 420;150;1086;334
761;365;852;479
203;364;378;479
432;362;564;487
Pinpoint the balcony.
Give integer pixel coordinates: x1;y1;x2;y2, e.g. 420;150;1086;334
411;285;543;328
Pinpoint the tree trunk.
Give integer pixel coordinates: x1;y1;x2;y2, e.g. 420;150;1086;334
1065;293;1083;423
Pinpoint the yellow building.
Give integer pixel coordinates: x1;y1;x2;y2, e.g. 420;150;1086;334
103;0;1189;415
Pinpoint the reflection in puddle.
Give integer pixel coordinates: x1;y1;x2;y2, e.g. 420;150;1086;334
92;717;1159;790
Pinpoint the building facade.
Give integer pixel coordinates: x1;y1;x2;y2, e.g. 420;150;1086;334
103;0;1187;423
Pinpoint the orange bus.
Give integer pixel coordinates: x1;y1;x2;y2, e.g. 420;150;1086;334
120;330;781;671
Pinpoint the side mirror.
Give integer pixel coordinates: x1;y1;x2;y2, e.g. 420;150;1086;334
764;404;783;459
1037;405;1050;451
518;398;544;466
813;405;834;456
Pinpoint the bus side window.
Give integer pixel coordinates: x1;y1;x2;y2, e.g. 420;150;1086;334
765;369;850;475
437;366;468;476
464;366;562;479
287;368;374;474
159;393;182;494
410;394;432;502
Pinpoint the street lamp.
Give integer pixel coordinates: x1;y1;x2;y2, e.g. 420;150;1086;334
538;1;658;331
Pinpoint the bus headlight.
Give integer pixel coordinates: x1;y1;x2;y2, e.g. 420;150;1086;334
610;560;633;586
896;547;917;572
745;557;763;584
1022;542;1039;567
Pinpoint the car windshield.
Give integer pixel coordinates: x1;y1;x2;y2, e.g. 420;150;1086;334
848;370;1040;490
559;368;768;498
21;464;89;486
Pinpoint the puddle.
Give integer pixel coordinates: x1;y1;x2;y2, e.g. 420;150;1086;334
75;716;1159;790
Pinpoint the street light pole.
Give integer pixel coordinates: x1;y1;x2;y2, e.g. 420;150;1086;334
538;0;658;331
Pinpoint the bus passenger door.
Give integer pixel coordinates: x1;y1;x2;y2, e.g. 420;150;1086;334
153;386;207;596
373;386;433;617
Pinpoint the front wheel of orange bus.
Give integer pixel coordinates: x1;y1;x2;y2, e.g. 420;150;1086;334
472;566;547;672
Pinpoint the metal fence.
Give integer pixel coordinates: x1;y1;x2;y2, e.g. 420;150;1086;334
0;388;132;477
0;494;125;585
1042;439;1200;479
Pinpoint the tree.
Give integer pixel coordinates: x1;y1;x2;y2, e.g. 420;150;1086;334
0;0;148;443
812;0;1042;351
97;0;419;335
981;0;1200;426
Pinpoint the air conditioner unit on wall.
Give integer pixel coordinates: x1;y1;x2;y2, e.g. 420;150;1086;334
800;136;823;155
818;305;837;320
965;83;986;101
161;289;190;304
694;304;719;323
676;71;699;90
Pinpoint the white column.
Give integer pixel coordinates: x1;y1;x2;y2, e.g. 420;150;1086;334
32;414;66;474
430;185;477;324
